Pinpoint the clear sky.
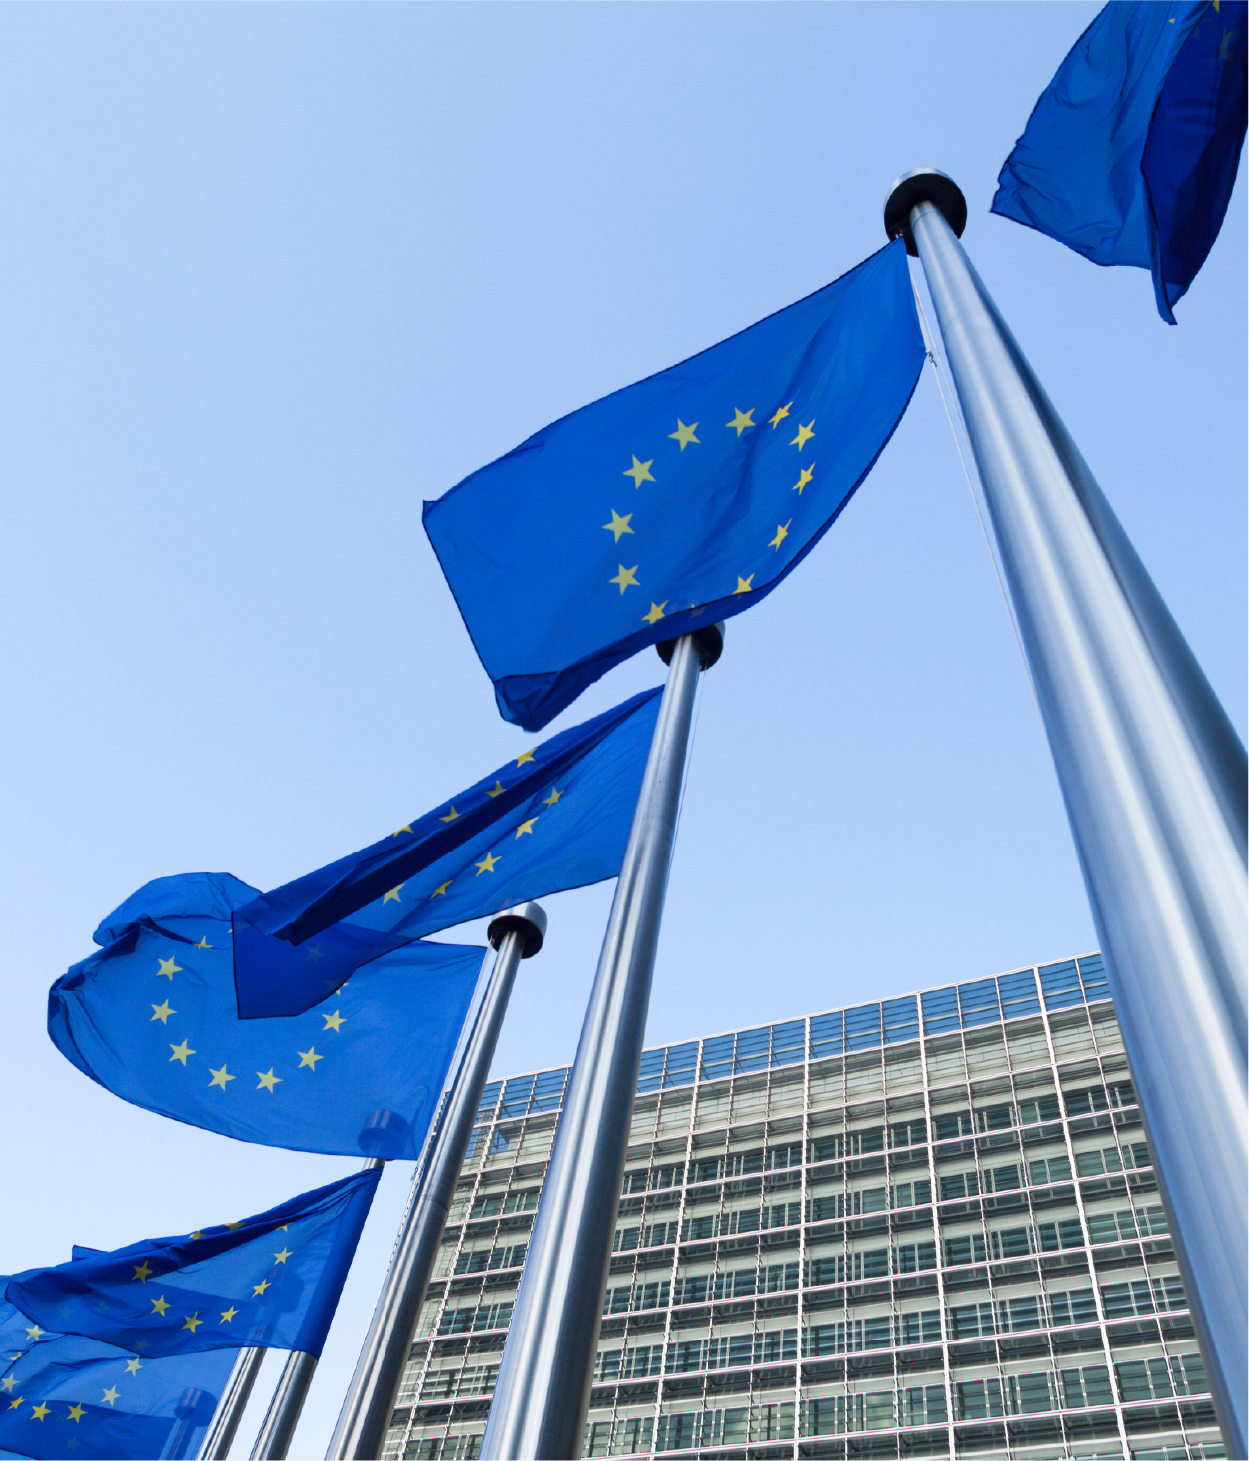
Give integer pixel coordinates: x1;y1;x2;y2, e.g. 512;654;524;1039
0;4;1243;1455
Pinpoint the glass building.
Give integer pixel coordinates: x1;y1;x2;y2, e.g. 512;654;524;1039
382;954;1222;1461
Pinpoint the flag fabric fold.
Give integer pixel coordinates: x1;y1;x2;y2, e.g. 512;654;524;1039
423;240;925;730
49;874;483;1158
0;1306;235;1461
7;1169;380;1360
232;685;662;1017
992;0;1247;322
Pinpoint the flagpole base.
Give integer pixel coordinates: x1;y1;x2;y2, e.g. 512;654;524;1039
884;168;966;255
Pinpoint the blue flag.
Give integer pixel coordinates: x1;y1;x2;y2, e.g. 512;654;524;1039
49;875;483;1158
424;241;925;730
232;685;662;1017
7;1169;380;1361
992;1;1247;322
0;1310;235;1461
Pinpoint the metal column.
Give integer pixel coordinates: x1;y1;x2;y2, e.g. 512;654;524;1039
886;168;1247;1453
327;903;548;1460
198;1347;265;1459
249;1350;318;1461
481;624;723;1460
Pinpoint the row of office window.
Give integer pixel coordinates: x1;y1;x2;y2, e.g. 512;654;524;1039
387;960;1221;1461
470;956;1108;1127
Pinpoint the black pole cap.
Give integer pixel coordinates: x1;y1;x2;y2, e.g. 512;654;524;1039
883;168;967;256
657;621;725;670
487;901;547;958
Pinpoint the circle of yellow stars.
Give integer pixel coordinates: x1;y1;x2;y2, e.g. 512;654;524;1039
601;397;816;623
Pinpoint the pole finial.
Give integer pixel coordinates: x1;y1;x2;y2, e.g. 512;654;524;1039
884;169;967;256
657;621;724;670
488;901;547;958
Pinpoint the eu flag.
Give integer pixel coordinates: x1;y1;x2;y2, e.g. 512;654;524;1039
233;685;662;1017
424;241;925;730
7;1169;380;1360
0;1309;235;1461
993;1;1247;322
49;875;483;1158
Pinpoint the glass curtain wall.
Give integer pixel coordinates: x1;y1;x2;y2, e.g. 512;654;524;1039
382;956;1222;1461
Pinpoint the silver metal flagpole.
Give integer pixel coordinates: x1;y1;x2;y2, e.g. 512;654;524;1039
326;902;548;1460
480;624;723;1461
885;169;1248;1455
245;1155;388;1461
198;1347;265;1459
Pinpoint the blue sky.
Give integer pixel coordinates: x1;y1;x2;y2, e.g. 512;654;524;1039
0;4;1243;1454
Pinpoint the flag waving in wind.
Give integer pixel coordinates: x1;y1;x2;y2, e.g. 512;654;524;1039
424;240;925;730
232;685;663;1017
993;1;1247;322
49;875;484;1158
7;1169;380;1359
0;1303;236;1461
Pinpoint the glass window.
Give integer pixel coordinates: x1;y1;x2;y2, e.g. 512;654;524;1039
1040;960;1084;1009
922;986;960;1034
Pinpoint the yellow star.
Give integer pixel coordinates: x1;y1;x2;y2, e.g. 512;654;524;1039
609;564;639;594
220;1307;238;1324
225;1222;243;1230
733;575;755;595
516;749;535;766
391;825;413;837
768;521;791;551
726;407;756;436
623;455;655;488
439;805;460;822
303;945;324;963
475;852;500;875
485;780;506;798
297;1047;322;1070
542;788;562;807
195;937;212;949
642;601;667;626
25;1326;43;1342
151;1296;170;1316
0;1378;13;1392
768;402;793;429
792;464;815;494
669;419;699;450
169;1039;194;1066
514;819;537;838
31;1401;50;1421
273;1247;293;1265
125;1358;143;1375
208;1065;234;1090
430;880;452;898
132;1261;154;1284
7;1397;22;1410
256;1069;282;1093
181;1314;202;1334
323;1010;346;1032
790;420;815;450
101;1387;120;1407
602;509;634;542
188;1231;204;1241
150;1000;175;1025
156;957;181;980
253;1280;271;1297
382;884;403;903
67;1403;85;1422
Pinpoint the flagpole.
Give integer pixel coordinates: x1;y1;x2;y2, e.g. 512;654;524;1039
198;1347;265;1459
480;624;722;1461
242;1154;387;1461
326;902;548;1461
885;169;1248;1455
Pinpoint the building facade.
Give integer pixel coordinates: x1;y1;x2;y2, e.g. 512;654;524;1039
382;954;1222;1461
